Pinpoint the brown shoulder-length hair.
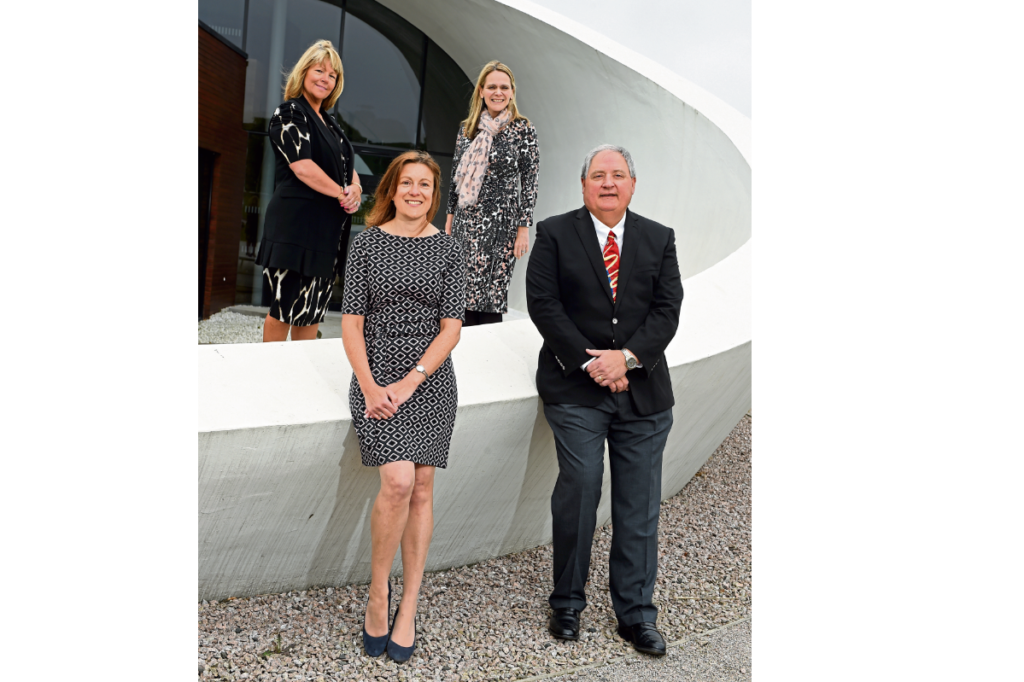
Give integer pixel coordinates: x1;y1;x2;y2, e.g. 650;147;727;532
461;60;529;139
282;40;344;110
365;151;443;227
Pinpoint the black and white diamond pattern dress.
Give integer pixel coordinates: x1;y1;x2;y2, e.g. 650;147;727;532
342;228;466;468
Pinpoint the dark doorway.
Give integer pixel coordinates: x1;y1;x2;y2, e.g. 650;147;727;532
199;148;218;319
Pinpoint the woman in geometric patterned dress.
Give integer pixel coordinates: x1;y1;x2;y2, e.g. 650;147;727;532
341;150;465;663
444;60;540;326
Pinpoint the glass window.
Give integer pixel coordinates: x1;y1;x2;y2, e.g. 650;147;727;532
432;153;453;228
236;134;275;306
199;0;246;50
334;0;424;148
243;0;344;132
420;40;474;156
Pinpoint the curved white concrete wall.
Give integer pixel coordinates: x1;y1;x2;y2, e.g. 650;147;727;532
376;0;751;313
198;0;751;601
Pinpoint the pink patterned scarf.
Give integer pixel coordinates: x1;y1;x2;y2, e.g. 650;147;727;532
453;108;511;208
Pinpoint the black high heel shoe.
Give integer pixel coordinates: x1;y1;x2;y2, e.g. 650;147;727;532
386;603;417;663
361;581;392;657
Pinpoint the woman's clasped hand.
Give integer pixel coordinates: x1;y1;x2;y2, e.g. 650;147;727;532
339;182;362;213
362;382;396;420
362;372;423;419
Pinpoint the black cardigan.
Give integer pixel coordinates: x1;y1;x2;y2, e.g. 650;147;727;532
256;96;355;279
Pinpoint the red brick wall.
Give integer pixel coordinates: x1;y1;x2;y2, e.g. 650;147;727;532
199;25;247;319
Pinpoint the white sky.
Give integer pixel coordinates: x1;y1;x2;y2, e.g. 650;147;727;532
531;0;751;117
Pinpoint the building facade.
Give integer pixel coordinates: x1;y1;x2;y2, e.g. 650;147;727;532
199;23;248;320
199;0;473;317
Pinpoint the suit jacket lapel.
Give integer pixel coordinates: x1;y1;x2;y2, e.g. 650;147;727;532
573;207;614;304
329;114;358;183
322;113;353;184
295;97;344;180
613;209;642;310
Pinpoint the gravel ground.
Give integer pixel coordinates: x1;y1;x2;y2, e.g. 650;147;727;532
197;414;751;681
199;311;264;344
543;618;750;682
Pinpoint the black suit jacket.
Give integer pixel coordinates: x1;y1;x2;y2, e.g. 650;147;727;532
256;96;355;279
526;207;683;416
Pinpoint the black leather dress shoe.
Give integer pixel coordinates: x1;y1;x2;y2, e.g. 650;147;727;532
547;608;581;641
616;621;667;656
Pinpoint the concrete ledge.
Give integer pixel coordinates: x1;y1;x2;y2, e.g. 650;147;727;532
199;245;750;599
198;341;750;600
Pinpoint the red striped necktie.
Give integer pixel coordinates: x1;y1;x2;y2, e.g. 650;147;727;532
603;231;620;301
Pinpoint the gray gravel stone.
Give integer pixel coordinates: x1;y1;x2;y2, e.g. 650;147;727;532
197;415;752;681
198;311;263;345
543;618;751;681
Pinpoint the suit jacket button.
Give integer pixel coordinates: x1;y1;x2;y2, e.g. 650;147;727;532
612;318;618;324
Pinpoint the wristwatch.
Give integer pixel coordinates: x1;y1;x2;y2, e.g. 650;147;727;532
621;349;638;370
415;364;428;381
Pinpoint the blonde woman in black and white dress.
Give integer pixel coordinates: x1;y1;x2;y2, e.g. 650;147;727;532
256;39;363;341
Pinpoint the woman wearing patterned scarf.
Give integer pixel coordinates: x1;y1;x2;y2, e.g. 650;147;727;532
444;60;540;326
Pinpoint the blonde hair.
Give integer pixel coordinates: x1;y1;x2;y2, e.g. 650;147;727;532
461;60;529;139
282;40;344;110
365;151;443;227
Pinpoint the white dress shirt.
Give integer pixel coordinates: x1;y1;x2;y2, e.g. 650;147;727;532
590;210;626;252
580;211;640;371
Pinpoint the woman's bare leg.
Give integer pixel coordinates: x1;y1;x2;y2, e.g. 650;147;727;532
390;464;436;646
364;461;416;637
290;323;319;341
262;314;291;342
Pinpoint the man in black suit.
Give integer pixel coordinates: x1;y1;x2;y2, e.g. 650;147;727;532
526;144;683;656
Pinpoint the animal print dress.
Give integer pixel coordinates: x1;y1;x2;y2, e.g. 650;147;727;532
262;101;352;327
447;118;539;314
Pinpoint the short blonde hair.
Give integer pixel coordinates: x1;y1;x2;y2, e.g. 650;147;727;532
461;60;529;139
366;151;443;227
283;40;344;110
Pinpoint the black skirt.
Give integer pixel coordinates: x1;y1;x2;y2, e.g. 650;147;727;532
264;229;349;326
263;267;336;327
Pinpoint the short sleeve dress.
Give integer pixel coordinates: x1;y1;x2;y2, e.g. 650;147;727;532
342;228;466;468
259;100;354;327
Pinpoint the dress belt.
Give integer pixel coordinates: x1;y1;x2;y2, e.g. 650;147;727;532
365;319;439;339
